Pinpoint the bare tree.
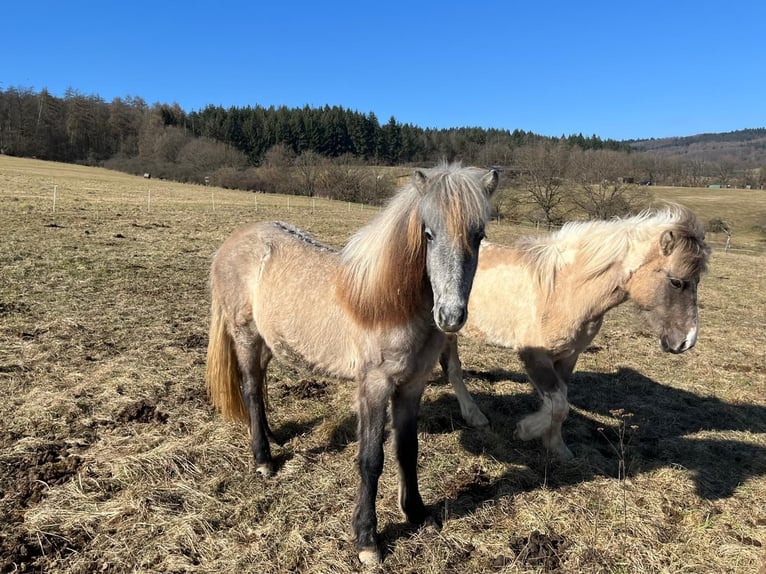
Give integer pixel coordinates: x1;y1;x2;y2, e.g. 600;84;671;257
262;143;295;169
682;159;706;187
715;156;738;187
515;140;571;228
571;149;650;219
177;137;247;182
294;150;323;196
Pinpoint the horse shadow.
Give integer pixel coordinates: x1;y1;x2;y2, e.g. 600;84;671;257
266;366;764;556
420;366;766;515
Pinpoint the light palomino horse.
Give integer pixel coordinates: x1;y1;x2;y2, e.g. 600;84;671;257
441;204;710;460
206;163;498;564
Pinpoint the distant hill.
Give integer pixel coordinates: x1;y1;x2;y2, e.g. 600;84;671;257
627;128;766;167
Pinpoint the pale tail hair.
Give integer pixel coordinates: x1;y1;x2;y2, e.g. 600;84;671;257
205;290;250;425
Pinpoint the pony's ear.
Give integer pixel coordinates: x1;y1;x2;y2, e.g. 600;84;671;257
482;169;499;197
412;170;428;194
660;229;675;255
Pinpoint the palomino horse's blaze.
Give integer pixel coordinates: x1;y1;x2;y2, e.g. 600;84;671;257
441;204;709;460
206;163;497;564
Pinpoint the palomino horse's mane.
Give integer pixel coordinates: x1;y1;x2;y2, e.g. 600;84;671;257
336;162;492;328
517;203;710;296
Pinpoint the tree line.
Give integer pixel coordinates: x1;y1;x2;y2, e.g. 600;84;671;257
0;86;627;168
1;86;763;220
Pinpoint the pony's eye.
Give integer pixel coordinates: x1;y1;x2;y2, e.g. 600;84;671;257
669;278;684;289
424;228;434;241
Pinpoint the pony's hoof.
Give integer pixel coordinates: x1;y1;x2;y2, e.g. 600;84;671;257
464;409;490;428
514;422;533;441
422;513;442;531
554;445;574;461
255;463;274;477
358;547;381;565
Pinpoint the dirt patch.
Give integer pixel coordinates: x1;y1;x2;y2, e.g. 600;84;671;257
180;332;207;349
116;399;168;424
442;463;496;501
0;440;85;573
277;378;328;400
493;530;568;571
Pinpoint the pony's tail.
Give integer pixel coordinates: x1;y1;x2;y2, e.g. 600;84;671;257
205;289;250;426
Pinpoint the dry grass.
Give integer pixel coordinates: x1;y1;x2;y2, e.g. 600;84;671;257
0;155;764;573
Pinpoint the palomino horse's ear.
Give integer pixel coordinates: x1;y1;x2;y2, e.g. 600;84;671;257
482;169;499;196
660;229;675;255
412;170;428;194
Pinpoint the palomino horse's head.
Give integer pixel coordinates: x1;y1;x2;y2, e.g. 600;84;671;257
628;208;710;354
414;166;498;332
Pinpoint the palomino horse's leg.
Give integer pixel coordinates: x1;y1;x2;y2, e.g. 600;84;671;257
540;353;579;458
391;379;429;525
441;335;490;427
232;332;274;476
516;349;573;460
352;373;393;565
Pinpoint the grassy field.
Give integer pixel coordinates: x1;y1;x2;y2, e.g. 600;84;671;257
0;155;764;573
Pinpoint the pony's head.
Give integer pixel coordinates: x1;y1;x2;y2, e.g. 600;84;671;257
337;162;497;331
626;204;710;353
415;164;498;331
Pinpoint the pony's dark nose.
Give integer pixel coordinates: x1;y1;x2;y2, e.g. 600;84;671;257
437;306;467;333
660;336;694;354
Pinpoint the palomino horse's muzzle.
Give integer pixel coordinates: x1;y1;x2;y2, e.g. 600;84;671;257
659;321;699;354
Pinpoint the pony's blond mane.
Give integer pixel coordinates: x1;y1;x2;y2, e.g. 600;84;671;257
336;162;492;328
518;203;709;296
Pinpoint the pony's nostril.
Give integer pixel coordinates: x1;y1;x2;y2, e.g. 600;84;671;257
660;336;689;354
437;307;467;332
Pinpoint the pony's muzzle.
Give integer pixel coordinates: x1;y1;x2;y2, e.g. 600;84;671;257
435;305;467;333
659;333;697;354
660;320;699;354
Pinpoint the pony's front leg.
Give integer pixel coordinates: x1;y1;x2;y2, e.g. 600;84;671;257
392;379;429;525
440;335;489;427
516;349;572;461
352;376;393;565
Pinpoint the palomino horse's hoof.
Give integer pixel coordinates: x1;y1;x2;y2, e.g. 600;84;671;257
255;463;274;477
358;547;382;565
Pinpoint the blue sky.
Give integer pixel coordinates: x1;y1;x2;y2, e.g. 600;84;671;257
4;1;764;141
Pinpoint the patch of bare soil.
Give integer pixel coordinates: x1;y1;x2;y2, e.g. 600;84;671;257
0;397;168;572
0;440;85;573
115;398;169;424
493;530;569;571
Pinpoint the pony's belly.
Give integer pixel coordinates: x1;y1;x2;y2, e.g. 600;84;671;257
267;336;358;381
463;321;520;350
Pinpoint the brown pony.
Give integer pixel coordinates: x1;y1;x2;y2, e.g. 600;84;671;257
206;163;498;564
441;204;710;460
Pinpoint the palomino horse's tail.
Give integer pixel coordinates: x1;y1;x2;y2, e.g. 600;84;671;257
205;288;249;426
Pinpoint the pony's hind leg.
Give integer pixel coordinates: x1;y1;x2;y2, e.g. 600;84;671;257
516;349;572;461
259;345;278;444
232;330;274;476
441;335;490;427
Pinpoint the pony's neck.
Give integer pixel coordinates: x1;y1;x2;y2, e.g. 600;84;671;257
550;234;647;324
